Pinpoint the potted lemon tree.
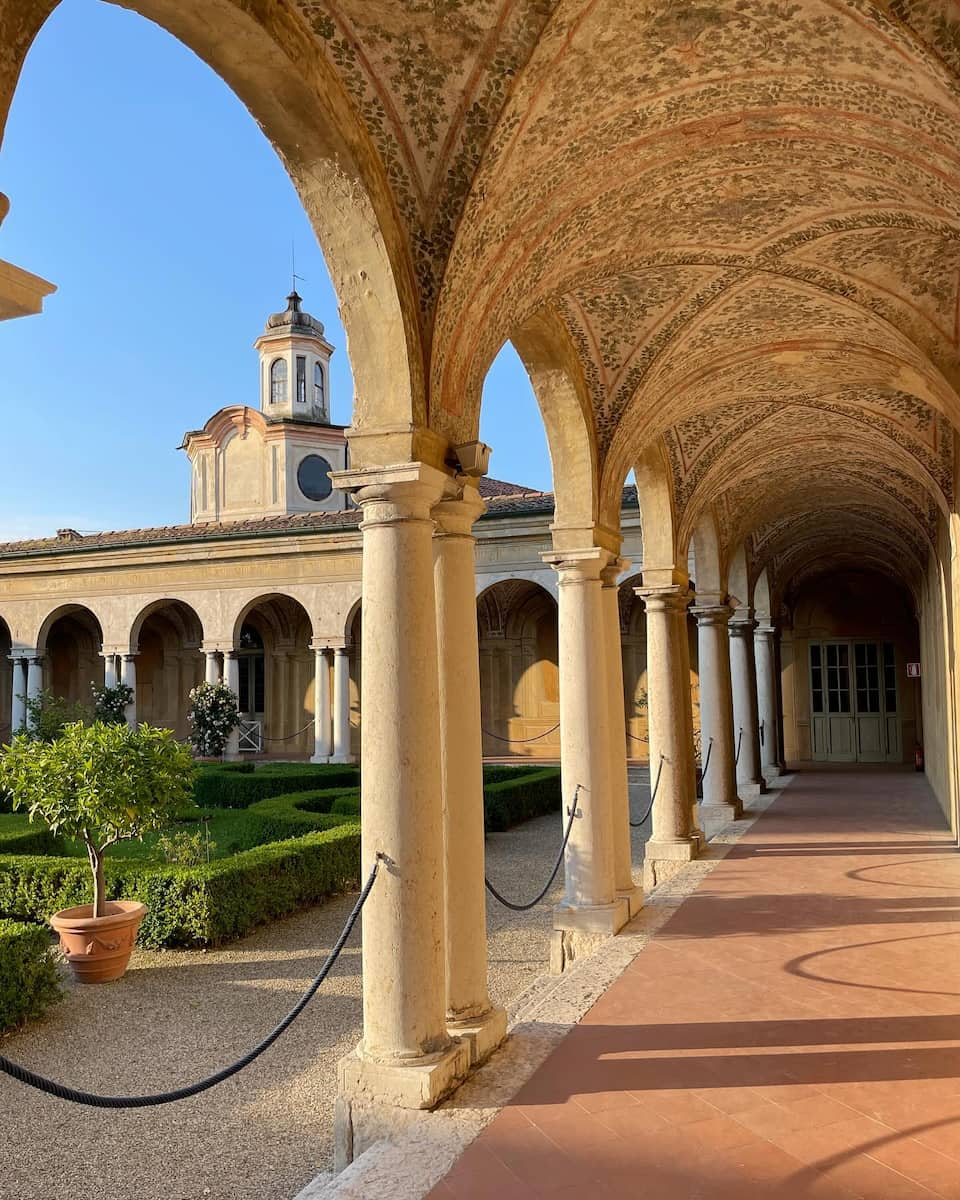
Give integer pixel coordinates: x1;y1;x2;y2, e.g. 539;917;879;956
0;721;194;983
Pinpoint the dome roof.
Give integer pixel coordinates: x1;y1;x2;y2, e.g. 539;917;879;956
264;290;325;338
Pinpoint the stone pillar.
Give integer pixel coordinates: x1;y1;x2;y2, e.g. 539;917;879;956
433;488;506;1065
26;656;44;709
223;650;241;760
204;650;221;685
544;548;628;972
311;645;332;763
755;623;781;779
637;586;699;889
335;463;470;1144
331;647;354;764
120;654;137;728
691;605;742;820
9;656;27;734
102;653;118;689
600;559;642;917
730;616;765;797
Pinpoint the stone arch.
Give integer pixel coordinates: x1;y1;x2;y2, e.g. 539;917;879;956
690;510;725;605
0;0;423;446
128;599;205;739
128;597;204;654
633;439;681;587
36;604;105;706
727;544;752;616
476;578;558;758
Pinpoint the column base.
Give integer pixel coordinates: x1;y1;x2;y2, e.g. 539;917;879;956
762;764;783;781
700;799;743;823
330;754;356;765
550;897;630;974
310;754;330;764
737;779;767;798
643;838;699;891
617;884;644;919
447;1005;508;1068
337;1037;471;1113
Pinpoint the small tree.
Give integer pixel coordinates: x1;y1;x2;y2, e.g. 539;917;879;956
91;682;134;726
187;681;240;758
23;688;89;742
0;722;194;918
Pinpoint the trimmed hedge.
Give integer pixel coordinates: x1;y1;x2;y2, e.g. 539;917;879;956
194;764;360;809
0;821;361;949
243;789;360;842
0;919;62;1031
483;766;563;832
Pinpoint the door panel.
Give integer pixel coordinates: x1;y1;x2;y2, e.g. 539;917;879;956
828;716;856;760
857;716;884;761
886;715;902;763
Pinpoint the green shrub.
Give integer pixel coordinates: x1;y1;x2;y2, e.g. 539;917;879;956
194;764;360;808
0;822;361;948
0;919;62;1031
330;793;361;817
482;767;562;832
242;790;359;842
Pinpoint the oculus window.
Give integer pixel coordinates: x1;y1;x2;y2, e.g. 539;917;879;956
297;454;333;501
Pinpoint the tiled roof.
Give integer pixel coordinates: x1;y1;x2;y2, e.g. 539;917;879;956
0;483;638;560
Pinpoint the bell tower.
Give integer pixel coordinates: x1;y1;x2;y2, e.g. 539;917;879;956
254;290;334;423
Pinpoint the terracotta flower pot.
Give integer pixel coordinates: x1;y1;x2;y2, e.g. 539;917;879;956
49;900;148;984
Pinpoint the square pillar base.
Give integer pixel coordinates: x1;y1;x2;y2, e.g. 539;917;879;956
618;884;644;919
700;799;743;823
447;1005;508;1068
737;780;767;799
643;838;699;891
550;897;630;974
762;765;783;781
330;754;356;765
310;754;330;764
335;1039;472;1171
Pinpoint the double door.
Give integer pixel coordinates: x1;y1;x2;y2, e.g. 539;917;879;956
810;641;901;763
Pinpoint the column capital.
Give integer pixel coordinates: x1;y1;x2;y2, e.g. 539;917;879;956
690;603;734;627
636;584;692;614
600;556;631;588
200;643;227;656
7;652;27;664
729;618;758;638
222;648;238;661
309;638;335;654
331;461;449;525
755;621;778;639
541;545;613;582
432;482;486;536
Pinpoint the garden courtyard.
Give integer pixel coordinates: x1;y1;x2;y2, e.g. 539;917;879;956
0;764;673;1200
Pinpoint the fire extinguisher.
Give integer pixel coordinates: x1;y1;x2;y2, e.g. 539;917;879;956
915;743;924;772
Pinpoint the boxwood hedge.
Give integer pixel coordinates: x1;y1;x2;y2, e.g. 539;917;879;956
193;763;360;808
0;919;62;1031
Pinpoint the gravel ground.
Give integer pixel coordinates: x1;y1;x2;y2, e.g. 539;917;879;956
0;771;662;1200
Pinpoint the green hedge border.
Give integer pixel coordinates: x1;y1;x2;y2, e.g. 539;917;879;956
0;919;62;1031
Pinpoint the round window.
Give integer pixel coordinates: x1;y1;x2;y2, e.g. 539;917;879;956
297;454;333;501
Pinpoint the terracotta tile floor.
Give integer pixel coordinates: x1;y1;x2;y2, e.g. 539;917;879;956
428;769;960;1199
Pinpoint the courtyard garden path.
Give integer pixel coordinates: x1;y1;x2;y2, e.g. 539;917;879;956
0;772;656;1200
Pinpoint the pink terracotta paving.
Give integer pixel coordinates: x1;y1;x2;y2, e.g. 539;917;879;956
428;769;960;1199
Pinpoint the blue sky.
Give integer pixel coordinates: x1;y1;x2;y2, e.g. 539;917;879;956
0;0;552;540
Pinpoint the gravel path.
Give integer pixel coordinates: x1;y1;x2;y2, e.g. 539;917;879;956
0;771;666;1200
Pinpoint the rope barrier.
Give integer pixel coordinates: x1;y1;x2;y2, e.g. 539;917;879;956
734;728;743;766
259;720;316;744
484;786;580;910
630;754;665;828
626;729;649;744
0;856;382;1108
698;737;714;788
481;722;560;745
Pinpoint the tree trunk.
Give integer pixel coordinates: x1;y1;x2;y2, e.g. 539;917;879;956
88;846;106;918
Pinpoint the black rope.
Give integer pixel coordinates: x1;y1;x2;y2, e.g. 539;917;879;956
630;754;666;828
260;720;316;744
484;786;580;910
482;722;560;745
734;728;743;766
0;856;381;1108
626;729;649;744
698;737;714;788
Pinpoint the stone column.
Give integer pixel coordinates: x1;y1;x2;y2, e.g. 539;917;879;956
544;548;629;971
9;656;27;734
223;650;241;760
600;559;642;917
26;656;44;710
433;487;506;1065
311;645;332;763
755;623;781;779
204;650;221;685
330;647;354;763
730;616;765;797
335;463;470;1134
637;586;699;889
120;654;137;728
691;605;742;820
102;652;118;689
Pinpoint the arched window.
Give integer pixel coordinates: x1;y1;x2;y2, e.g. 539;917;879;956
270;358;287;405
314;362;325;415
238;622;265;715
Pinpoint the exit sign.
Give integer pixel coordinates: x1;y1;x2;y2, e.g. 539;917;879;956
907;662;921;678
